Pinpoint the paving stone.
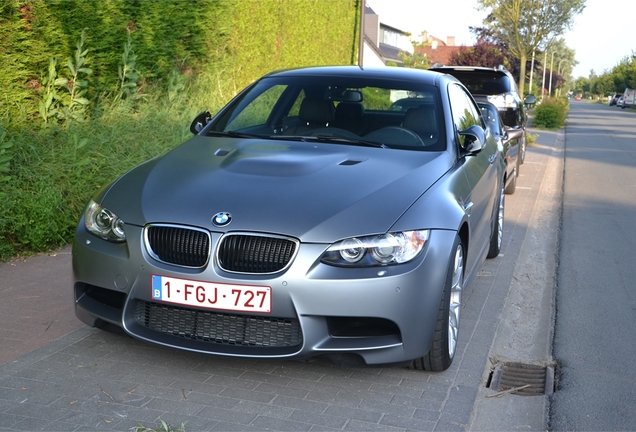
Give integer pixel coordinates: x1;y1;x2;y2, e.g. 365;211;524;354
323;405;383;423
289;409;349;429
251;414;313;431
271;394;329;413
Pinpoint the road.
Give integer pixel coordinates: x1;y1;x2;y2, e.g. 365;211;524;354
0;122;563;430
549;101;636;430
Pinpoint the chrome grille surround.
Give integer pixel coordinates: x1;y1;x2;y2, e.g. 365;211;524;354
144;224;211;268
216;232;299;274
134;300;303;349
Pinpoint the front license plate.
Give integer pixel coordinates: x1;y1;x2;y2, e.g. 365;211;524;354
151;275;271;313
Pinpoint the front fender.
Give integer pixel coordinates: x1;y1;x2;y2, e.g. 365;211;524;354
390;160;470;233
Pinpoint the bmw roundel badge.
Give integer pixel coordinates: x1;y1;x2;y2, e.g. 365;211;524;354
212;212;232;227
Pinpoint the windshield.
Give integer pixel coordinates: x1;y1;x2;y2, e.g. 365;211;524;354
443;71;511;95
208;75;446;151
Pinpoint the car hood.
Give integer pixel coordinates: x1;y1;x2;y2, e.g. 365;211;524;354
101;136;453;242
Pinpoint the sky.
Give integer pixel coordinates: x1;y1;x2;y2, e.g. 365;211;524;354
366;0;636;79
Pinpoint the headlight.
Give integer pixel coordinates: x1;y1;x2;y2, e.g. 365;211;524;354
321;230;429;267
84;200;126;242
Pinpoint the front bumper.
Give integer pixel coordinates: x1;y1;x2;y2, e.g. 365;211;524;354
73;221;456;366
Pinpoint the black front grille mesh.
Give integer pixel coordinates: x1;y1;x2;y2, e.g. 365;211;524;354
135;301;302;348
218;234;297;273
146;226;297;273
146;226;210;267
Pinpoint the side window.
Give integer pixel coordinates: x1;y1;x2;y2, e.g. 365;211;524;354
287;90;306;117
448;84;481;148
479;105;502;136
226;84;286;131
361;87;392;110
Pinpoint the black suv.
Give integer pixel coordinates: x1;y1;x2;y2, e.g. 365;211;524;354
430;65;536;164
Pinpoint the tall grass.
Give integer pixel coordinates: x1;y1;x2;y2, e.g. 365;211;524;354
0;66;237;260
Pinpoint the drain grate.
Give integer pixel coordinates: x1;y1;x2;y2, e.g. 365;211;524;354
489;362;555;396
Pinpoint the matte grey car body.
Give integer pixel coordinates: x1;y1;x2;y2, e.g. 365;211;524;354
73;66;505;371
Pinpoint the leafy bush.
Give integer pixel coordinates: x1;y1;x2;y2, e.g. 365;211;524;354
533;98;569;129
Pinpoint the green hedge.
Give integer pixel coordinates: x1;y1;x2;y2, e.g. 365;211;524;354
0;0;360;259
2;0;359;123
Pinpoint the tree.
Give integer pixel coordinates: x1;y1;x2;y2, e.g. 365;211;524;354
397;36;430;70
611;57;636;90
592;72;615;97
398;51;429;69
533;38;578;94
449;38;512;70
573;76;590;96
477;0;586;96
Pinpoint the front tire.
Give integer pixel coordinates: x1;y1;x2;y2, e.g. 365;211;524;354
487;185;505;258
504;169;517;195
412;236;464;372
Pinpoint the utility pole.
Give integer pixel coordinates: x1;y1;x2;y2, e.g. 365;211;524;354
541;51;547;101
548;51;555;97
528;50;535;94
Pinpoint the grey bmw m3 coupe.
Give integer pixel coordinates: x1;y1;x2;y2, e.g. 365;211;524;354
73;66;506;372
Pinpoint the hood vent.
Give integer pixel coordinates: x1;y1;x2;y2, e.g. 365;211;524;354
339;159;365;166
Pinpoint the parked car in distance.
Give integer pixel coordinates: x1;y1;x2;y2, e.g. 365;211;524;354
429;64;535;165
609;93;622;106
478;101;523;195
621;88;635;109
617;96;624;108
72;66;507;372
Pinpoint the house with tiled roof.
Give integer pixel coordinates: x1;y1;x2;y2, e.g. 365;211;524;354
361;5;412;67
415;34;462;66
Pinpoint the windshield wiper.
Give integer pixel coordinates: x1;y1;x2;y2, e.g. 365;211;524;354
206;131;388;149
205;130;264;139
289;135;388;149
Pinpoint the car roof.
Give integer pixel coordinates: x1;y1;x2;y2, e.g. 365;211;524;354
262;66;453;86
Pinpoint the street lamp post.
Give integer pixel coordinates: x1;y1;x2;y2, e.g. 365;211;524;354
541;51;547;101
548;51;555;97
557;59;569;97
529;50;535;95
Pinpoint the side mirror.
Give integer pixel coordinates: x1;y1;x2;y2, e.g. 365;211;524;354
190;111;211;135
524;94;537;107
459;125;486;154
504;127;524;142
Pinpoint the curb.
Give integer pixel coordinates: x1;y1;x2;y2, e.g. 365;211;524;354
469;126;565;430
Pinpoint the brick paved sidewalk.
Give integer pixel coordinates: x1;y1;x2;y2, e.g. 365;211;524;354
0;245;83;366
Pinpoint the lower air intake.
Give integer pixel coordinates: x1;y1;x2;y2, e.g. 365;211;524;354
135;301;302;348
